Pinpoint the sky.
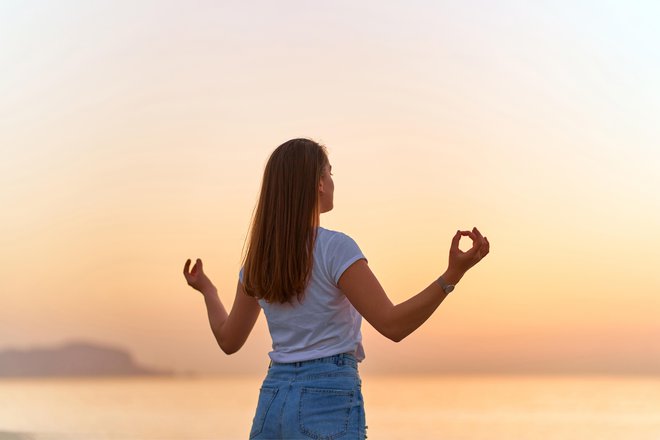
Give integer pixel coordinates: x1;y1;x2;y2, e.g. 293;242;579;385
1;0;659;375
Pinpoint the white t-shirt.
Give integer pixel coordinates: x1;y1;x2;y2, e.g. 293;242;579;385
239;226;368;363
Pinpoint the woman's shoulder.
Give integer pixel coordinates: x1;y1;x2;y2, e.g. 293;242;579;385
316;227;366;281
317;226;360;247
318;226;349;240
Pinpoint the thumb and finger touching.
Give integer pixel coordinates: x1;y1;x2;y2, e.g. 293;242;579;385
450;228;489;272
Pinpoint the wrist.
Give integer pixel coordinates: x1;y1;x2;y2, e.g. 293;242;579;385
201;285;218;298
441;268;464;286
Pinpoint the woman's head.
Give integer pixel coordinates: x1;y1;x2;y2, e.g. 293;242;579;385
260;138;331;220
241;138;331;304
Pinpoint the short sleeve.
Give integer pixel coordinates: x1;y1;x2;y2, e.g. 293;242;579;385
328;233;368;285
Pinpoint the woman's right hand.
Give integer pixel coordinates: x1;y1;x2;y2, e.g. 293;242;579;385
447;227;490;279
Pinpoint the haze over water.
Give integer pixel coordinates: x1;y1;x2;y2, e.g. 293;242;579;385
1;375;660;440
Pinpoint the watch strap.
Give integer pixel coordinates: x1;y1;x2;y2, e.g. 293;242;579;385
436;275;455;294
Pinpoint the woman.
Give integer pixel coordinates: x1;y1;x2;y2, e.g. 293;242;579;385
183;138;489;439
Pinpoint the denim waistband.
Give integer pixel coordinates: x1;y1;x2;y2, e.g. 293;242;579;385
268;352;358;370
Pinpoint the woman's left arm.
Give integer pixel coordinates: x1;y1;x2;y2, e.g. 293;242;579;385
184;259;261;355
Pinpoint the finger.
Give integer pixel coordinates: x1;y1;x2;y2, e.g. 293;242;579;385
183;259;191;276
192;258;203;275
473;227;487;250
462;230;477;242
473;227;484;243
450;230;462;251
482;237;490;256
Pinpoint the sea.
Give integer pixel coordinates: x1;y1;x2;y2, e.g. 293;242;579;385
1;374;659;440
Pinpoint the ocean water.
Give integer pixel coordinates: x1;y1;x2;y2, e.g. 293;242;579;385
1;374;659;440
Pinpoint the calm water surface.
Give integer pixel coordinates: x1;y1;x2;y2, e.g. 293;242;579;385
1;375;659;439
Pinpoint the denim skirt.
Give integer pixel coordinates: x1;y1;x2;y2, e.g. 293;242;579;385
249;353;367;439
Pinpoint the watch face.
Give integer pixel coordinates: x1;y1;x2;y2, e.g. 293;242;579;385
445;285;455;294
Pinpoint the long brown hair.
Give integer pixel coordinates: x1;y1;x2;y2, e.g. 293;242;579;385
241;138;329;304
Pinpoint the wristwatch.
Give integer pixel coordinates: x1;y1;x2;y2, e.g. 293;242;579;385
436;276;455;294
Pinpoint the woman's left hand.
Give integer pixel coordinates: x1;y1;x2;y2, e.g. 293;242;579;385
183;258;216;294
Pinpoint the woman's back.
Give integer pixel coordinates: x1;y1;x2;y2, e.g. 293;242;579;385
240;226;368;363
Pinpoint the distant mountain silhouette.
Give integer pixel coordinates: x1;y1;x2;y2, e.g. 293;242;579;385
0;341;171;377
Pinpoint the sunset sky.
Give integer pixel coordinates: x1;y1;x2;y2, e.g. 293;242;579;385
2;1;659;375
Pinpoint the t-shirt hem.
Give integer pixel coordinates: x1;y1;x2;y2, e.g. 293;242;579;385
268;348;365;363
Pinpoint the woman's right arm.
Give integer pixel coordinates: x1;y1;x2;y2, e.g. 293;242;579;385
338;228;489;342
